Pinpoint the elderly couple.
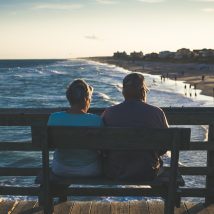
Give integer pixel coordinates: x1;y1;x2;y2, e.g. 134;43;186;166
48;72;168;181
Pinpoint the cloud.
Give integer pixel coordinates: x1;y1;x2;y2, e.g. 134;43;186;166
96;0;118;4
138;0;165;3
34;3;83;10
85;35;99;40
202;8;214;12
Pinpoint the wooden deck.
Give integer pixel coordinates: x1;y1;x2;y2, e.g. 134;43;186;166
0;200;214;214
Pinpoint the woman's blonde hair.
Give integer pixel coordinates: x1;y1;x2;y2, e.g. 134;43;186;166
66;79;93;107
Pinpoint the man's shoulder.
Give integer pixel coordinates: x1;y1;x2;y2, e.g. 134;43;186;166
144;103;168;127
144;103;164;114
103;103;123;113
103;101;164;115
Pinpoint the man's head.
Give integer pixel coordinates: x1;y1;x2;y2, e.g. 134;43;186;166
66;79;93;110
122;72;149;101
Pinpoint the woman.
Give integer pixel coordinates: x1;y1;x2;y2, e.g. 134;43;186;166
48;79;103;177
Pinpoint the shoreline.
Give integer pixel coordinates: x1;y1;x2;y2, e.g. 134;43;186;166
88;57;214;98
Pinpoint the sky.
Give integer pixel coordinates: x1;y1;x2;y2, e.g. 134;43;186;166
0;0;214;59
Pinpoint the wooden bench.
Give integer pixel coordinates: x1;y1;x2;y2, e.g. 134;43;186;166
32;126;191;214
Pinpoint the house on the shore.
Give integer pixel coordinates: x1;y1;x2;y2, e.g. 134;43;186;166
113;51;128;59
113;48;214;62
192;49;214;59
130;51;144;60
159;51;175;59
144;52;159;60
174;48;192;59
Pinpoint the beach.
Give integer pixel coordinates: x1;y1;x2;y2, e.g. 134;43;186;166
89;57;214;98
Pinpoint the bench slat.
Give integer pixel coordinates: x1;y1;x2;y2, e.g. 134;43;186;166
0;186;39;196
52;187;167;197
0;142;39;151
0;168;40;176
0;141;213;151
43;127;190;150
35;168;184;186
0;166;213;176
1;107;214;125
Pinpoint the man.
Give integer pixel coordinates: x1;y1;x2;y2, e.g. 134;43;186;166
102;72;168;181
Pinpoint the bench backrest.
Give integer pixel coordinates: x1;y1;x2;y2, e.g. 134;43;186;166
32;126;191;150
33;126;191;214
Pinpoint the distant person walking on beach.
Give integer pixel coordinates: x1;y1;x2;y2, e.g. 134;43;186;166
202;75;205;81
48;79;103;177
194;84;197;97
102;72;169;181
184;85;187;96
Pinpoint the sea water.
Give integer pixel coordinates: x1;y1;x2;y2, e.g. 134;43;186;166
0;59;213;201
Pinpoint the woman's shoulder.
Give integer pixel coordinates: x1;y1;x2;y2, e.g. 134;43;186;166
85;113;103;126
49;111;67;118
48;111;68;125
48;112;103;126
50;111;66;115
85;113;102;120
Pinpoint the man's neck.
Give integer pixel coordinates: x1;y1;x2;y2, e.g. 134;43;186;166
124;98;145;102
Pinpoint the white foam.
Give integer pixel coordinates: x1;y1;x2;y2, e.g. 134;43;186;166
96;92;111;100
50;70;66;74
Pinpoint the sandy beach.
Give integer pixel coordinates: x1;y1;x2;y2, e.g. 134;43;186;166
89;57;214;98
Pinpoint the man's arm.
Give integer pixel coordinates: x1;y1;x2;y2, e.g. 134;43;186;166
101;109;108;126
158;110;169;156
162;111;169;128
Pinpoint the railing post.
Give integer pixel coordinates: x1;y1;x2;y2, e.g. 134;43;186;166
41;126;53;214
205;124;214;205
165;130;180;214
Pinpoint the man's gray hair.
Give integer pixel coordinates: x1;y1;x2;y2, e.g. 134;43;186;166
123;72;148;92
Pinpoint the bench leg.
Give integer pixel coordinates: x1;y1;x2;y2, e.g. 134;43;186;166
175;192;181;208
164;195;175;214
39;194;54;213
38;193;43;207
58;195;67;203
38;185;44;207
39;185;54;214
55;184;69;204
43;194;54;214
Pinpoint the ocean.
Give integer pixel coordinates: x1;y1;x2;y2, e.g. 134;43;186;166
0;59;213;201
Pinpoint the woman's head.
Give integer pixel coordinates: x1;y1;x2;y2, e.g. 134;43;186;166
66;79;93;110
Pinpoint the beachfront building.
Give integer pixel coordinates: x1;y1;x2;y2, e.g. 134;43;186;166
192;49;201;59
174;48;192;59
113;48;214;62
130;51;144;60
113;51;128;59
199;49;214;58
192;49;214;61
144;52;159;60
159;51;175;59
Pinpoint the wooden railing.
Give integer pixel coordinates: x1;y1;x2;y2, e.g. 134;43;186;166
0;107;214;204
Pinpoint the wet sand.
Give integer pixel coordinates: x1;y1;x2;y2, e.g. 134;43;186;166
89;57;214;98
